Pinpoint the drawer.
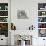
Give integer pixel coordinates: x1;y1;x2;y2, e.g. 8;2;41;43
0;37;8;45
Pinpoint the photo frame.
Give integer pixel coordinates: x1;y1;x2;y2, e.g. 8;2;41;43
17;9;29;19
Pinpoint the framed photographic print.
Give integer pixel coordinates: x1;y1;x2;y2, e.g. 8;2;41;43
17;9;29;19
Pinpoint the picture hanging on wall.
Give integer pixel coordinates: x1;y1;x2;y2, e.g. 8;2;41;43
17;10;28;19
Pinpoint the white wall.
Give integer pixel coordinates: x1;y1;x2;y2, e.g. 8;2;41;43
11;0;46;29
11;0;46;46
11;0;38;30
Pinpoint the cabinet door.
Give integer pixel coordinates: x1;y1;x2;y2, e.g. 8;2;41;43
38;38;44;46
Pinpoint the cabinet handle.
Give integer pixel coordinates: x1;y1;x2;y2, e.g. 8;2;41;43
1;39;3;40
43;39;45;40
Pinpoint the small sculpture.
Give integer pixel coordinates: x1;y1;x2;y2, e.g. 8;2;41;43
29;25;35;30
11;23;16;30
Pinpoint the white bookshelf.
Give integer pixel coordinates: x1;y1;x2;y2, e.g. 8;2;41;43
0;3;8;23
38;3;46;37
38;3;46;27
0;3;8;38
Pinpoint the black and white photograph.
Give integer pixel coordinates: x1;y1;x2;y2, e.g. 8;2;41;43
17;10;28;19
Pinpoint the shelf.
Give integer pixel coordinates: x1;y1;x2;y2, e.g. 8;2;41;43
38;3;46;37
38;28;46;29
38;16;46;17
0;3;8;37
0;22;8;23
38;10;46;11
38;22;46;23
0;10;8;11
0;16;8;17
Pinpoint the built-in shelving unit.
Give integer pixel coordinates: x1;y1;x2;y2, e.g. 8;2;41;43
0;3;8;37
38;3;46;37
